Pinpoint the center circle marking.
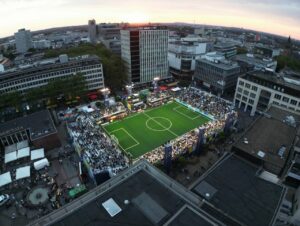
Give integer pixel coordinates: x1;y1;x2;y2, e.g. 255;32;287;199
146;117;172;132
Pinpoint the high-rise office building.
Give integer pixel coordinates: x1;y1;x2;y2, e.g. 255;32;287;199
14;28;32;54
88;19;97;44
121;26;169;84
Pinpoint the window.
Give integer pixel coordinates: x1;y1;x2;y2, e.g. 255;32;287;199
239;80;244;86
290;99;297;106
248;99;254;104
251;86;258;91
245;83;251;89
282;97;289;103
242;96;247;102
236;94;242;99
244;90;249;96
250;93;256;98
237;87;243;93
274;94;281;100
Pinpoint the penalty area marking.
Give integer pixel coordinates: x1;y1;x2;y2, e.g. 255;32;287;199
173;105;201;120
109;128;140;151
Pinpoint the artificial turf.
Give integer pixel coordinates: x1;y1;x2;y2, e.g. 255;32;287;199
102;101;211;159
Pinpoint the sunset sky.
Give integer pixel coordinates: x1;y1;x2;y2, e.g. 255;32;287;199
0;0;299;39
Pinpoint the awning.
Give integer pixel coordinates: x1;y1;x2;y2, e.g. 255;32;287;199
0;172;12;187
16;166;31;180
5;151;17;163
159;86;168;91
171;87;181;92
17;147;30;159
31;148;45;161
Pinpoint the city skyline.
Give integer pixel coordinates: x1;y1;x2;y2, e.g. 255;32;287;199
0;0;300;40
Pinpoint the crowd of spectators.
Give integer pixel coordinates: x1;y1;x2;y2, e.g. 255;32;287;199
142;131;199;163
178;87;233;119
67;112;128;176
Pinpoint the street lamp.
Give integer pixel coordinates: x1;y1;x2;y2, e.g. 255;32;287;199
125;83;134;96
153;77;160;93
100;87;110;100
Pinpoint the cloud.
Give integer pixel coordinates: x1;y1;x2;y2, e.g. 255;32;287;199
0;0;299;39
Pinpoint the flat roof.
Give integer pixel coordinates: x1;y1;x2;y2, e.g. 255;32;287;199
235;54;276;67
191;154;285;226
242;70;300;93
0;55;100;81
197;58;240;70
233;107;298;169
0;110;56;140
28;160;223;226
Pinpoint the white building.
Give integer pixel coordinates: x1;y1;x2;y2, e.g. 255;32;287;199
234;70;300;116
33;39;51;49
14;28;32;54
168;39;208;79
121;26;169;84
0;55;104;94
88;19;97;44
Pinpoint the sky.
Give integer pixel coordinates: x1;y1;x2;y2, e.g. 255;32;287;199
0;0;300;39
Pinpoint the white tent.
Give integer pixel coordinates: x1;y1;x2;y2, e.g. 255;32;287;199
17;147;30;159
0;172;12;187
31;148;45;161
171;87;181;92
33;158;49;170
81;106;94;113
16;166;31;180
5;151;17;163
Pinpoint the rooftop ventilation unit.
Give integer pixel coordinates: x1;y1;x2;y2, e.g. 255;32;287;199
102;198;122;217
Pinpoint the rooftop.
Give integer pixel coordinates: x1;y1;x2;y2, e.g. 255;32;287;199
242;70;300;95
28;160;226;226
233;107;299;171
235;54;276;67
214;42;236;49
0;110;56;141
0;55;100;81
191;154;285;226
197;57;240;70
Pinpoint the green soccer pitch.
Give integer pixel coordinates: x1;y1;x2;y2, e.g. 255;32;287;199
102;101;211;159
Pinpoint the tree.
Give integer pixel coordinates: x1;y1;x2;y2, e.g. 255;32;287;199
0;91;22;111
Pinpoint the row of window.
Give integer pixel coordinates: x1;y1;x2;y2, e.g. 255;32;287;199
238;80;258;91
0;71;104;94
235;94;255;105
0;66;102;89
274;94;300;106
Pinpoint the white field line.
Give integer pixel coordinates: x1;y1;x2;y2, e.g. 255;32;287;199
173;105;201;120
143;112;179;137
109;128;139;151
